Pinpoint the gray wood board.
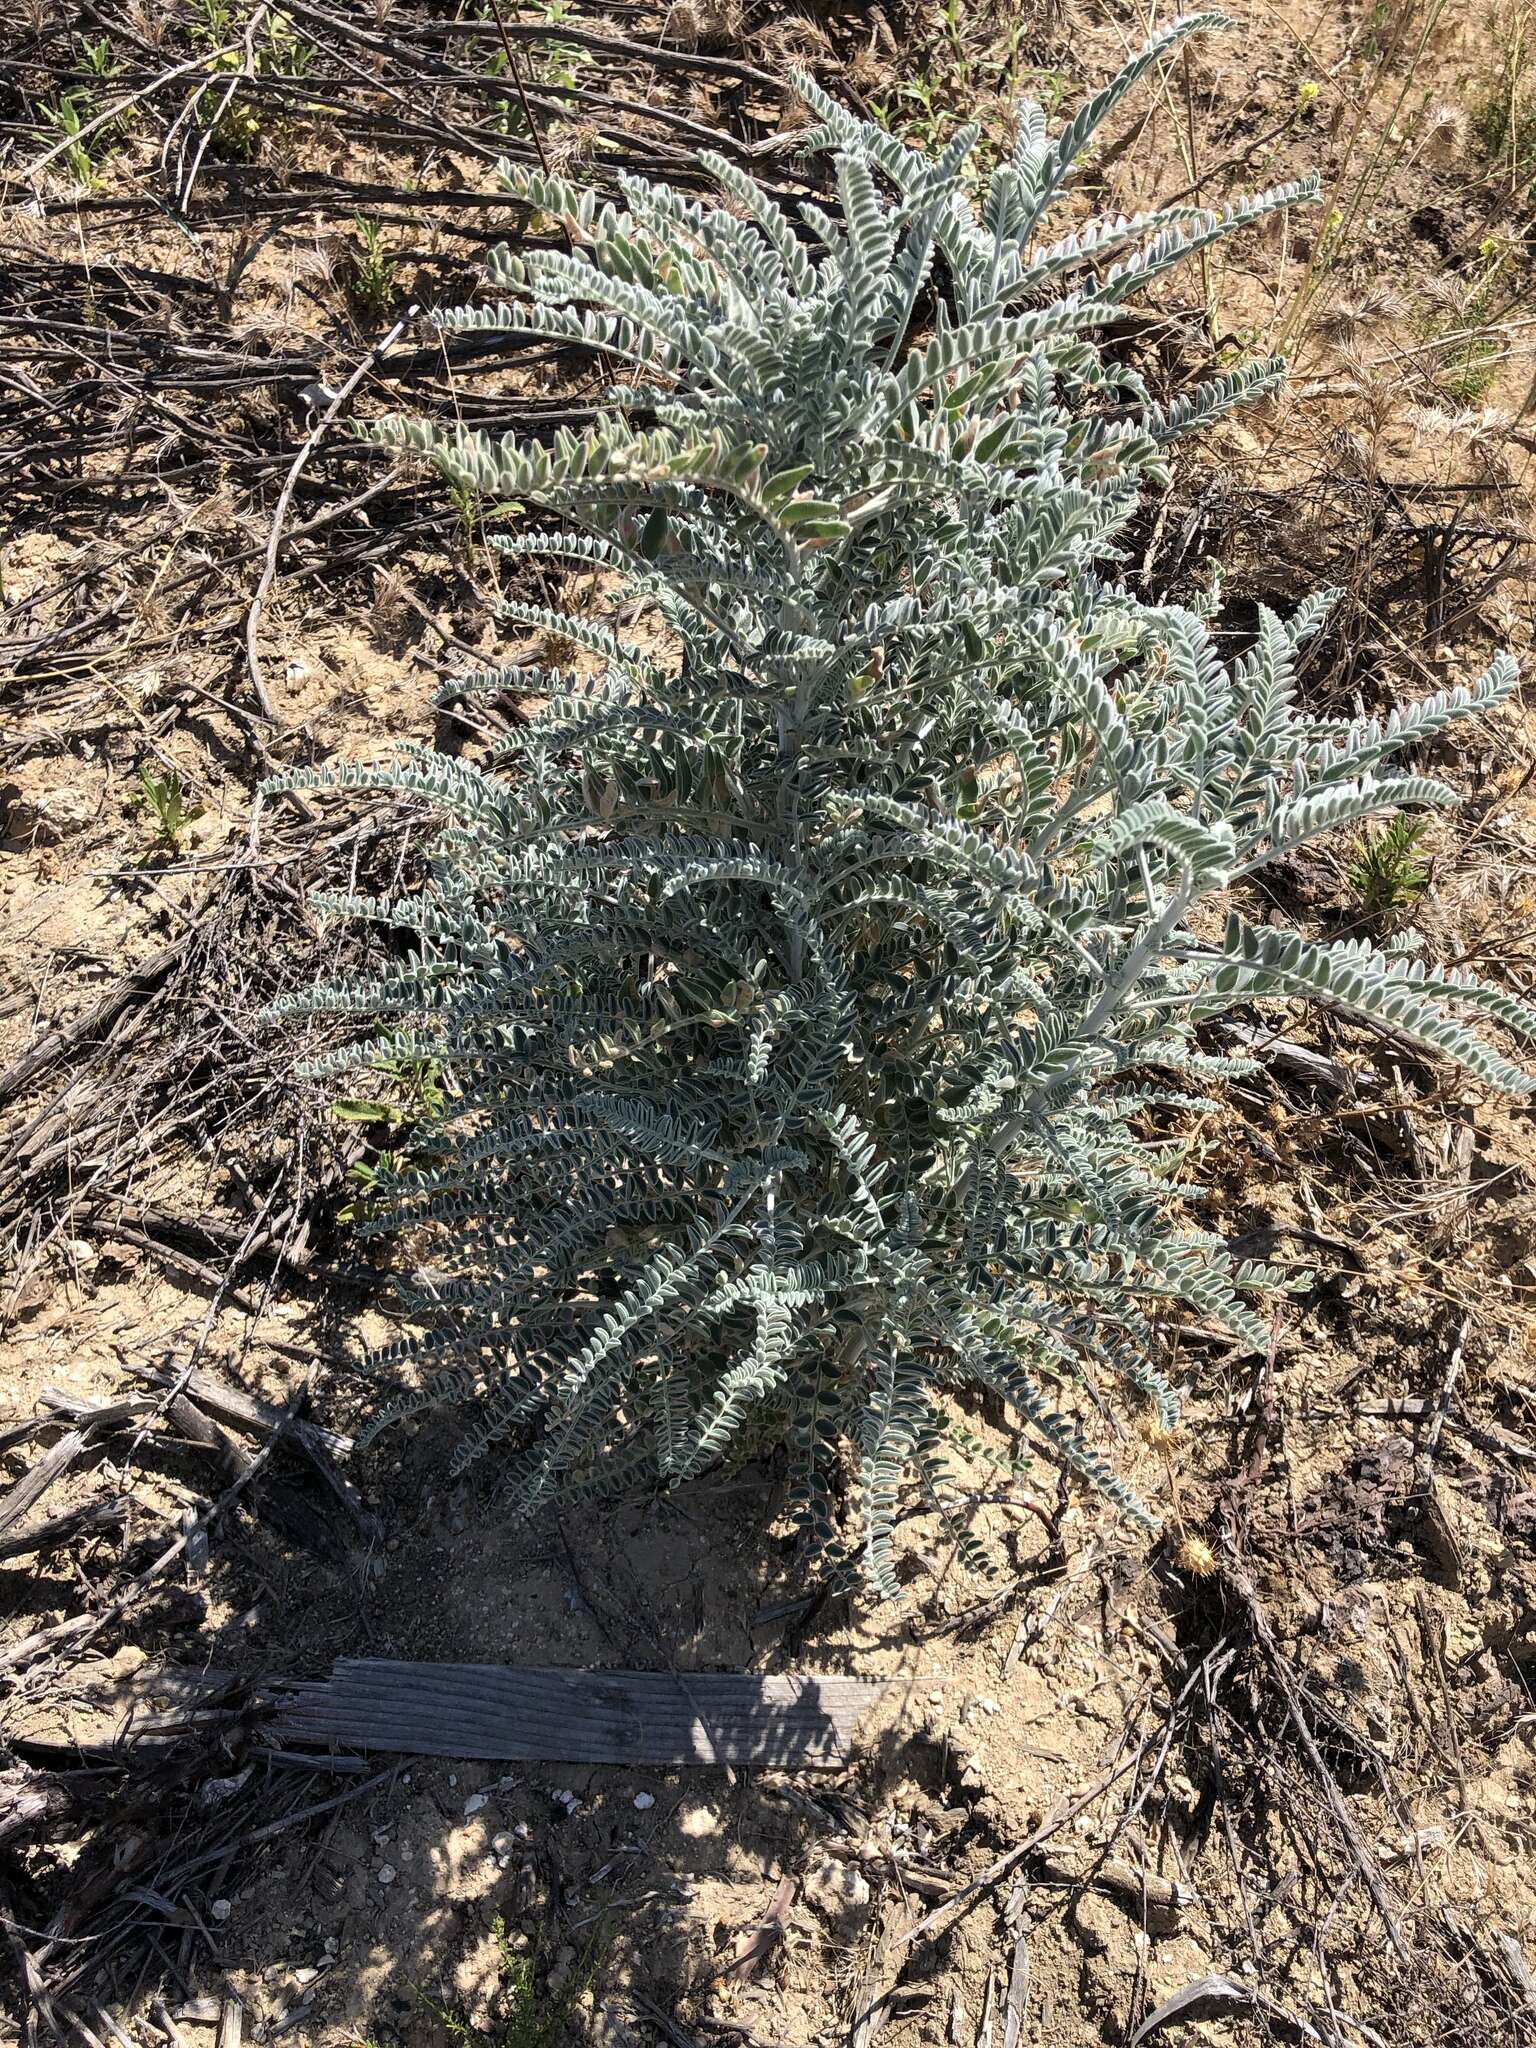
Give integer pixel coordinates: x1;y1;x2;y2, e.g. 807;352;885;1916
269;1659;885;1767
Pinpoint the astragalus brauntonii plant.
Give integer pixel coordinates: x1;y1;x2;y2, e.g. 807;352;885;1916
265;14;1530;1594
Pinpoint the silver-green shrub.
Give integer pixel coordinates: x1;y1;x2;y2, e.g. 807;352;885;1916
265;15;1529;1593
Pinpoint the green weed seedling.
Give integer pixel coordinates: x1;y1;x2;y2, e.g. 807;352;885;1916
1349;814;1433;928
373;1916;602;2048
347;217;398;317
37;90;100;190
134;764;205;852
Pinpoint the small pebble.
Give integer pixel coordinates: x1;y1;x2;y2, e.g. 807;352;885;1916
464;1792;488;1816
377;1864;396;1886
633;1792;655;1811
210;1900;232;1924
492;1833;515;1861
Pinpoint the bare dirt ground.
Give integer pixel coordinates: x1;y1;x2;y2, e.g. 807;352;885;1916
4;2;1536;2045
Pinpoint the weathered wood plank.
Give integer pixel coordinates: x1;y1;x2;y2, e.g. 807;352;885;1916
121;1363;354;1461
0;1430;87;1536
269;1659;884;1768
122;1362;376;1536
0;1496;129;1564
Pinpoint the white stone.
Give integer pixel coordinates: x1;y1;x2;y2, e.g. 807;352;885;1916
210;1900;232;1923
3;779;93;845
463;1792;488;1816
377;1864;396;1886
803;1855;873;1936
633;1792;655;1810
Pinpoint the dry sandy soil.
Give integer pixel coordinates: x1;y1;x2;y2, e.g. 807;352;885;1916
4;3;1536;2045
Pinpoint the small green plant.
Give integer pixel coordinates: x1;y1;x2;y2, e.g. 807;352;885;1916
190;0;238;39
397;1916;600;2048
78;34;121;82
1025;64;1073;118
36;90;100;190
1214;323;1267;369
264;8;316;78
867;0;1034;165
337;1151;403;1222
445;475;488;561
1348;814;1433;927
346;217;398;316
331;1056;447;1130
134;764;205;851
871;76;948;152
333;1058;447;1221
533;11;592;95
187;3;315;159
477;0;589;128
189;33;264;159
1429;233;1527;404
206;62;263;159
